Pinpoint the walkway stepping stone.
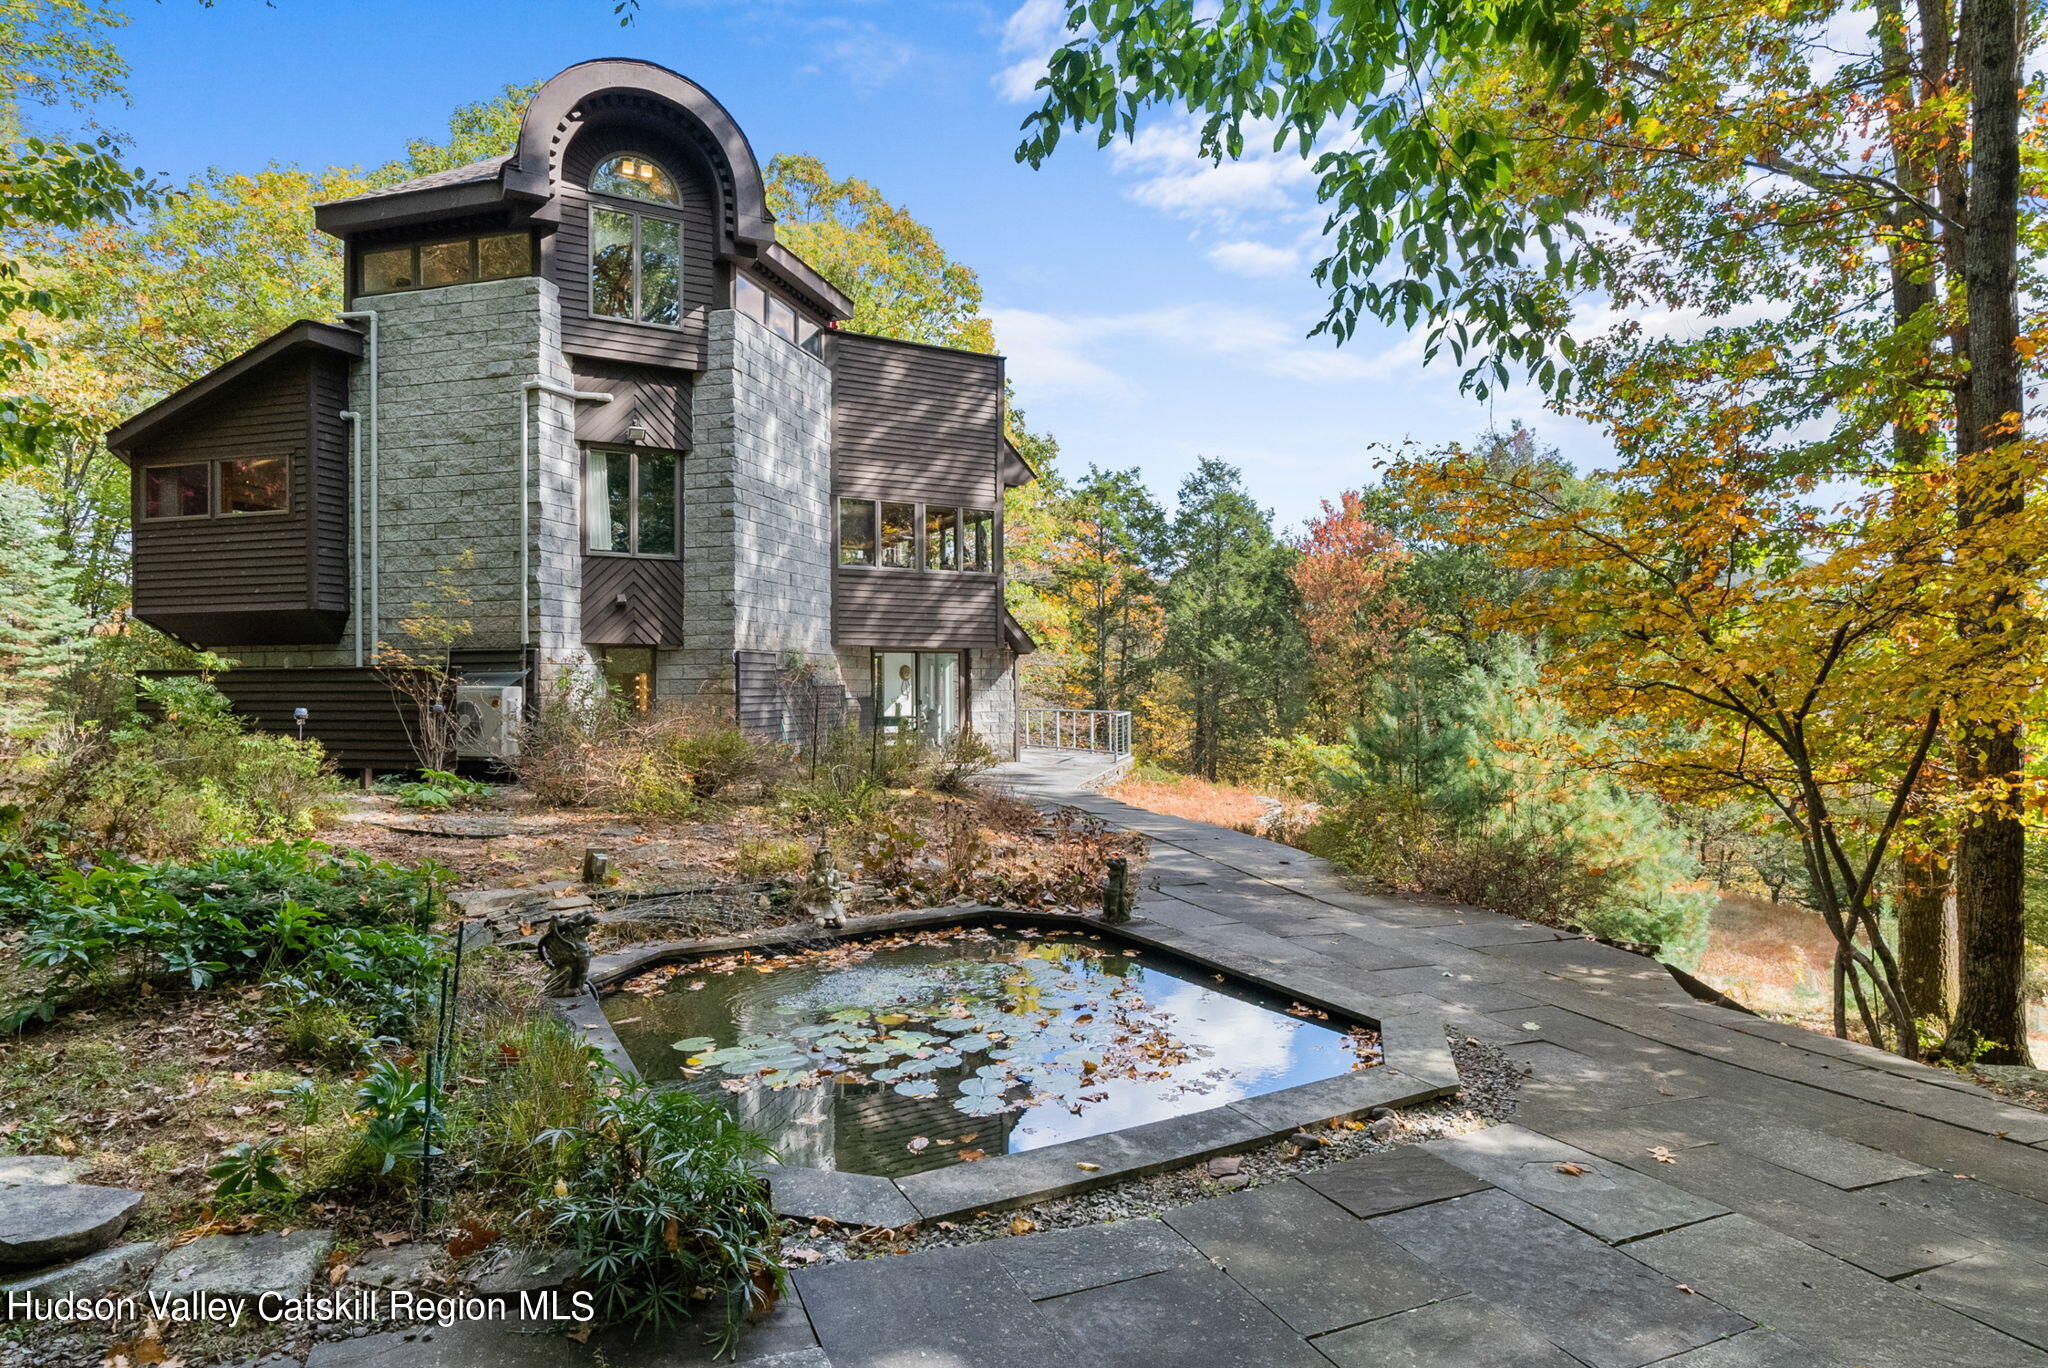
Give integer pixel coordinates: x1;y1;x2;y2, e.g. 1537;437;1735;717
148;1229;332;1304
763;1165;917;1229
1823;1110;2048;1205
1859;1172;2048;1265
1647;1330;1833;1366
0;1182;143;1267
1163;1180;1460;1335
1312;1296;1582;1367
1630;1214;2046;1368
1503;1041;1702;1109
343;1242;439;1290
0;1240;162;1310
1902;1250;2048;1351
1376;1013;1460;1090
1627;1098;1928;1189
1370;1190;1751;1368
986;1217;1205;1299
1035;1266;1328;1368
1423;1124;1726;1242
1301;1148;1491;1219
795;1243;1067;1368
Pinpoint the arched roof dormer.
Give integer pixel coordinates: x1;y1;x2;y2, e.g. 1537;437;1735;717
512;59;776;255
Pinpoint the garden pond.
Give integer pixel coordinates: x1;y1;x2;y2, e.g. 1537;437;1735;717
604;924;1381;1178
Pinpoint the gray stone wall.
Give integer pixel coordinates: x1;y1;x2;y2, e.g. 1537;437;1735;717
969;646;1019;759
656;309;835;705
231;276;585;682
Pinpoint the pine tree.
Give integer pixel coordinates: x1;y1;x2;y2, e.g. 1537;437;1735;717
0;479;89;742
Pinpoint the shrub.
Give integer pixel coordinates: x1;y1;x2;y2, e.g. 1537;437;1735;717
529;1068;781;1349
380;769;490;810
1309;646;1713;963
2;841;446;1033
732;833;807;879
660;723;780;800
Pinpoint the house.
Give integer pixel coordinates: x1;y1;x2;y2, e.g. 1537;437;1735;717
106;58;1037;772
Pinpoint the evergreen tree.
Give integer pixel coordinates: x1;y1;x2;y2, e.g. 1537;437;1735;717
1050;465;1167;714
1159;459;1305;779
0;478;89;743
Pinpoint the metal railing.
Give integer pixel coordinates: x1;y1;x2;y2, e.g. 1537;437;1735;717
1021;707;1133;756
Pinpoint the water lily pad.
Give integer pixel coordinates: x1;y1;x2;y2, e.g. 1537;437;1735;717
892;1079;938;1098
952;1094;1009;1116
932;1019;978;1034
670;1036;718;1053
954;1034;995;1053
958;1076;1008;1098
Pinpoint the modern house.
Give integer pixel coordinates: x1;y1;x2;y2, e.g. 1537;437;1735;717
106;59;1037;772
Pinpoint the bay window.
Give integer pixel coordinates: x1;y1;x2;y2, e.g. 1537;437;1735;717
140;456;289;521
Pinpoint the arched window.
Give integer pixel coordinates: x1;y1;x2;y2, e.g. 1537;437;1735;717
590;153;679;205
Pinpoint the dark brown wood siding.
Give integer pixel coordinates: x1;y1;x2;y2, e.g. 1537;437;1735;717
129;354;350;646
550;119;719;369
581;554;687;646
569;359;692;449
832;571;1000;648
826;332;1003;508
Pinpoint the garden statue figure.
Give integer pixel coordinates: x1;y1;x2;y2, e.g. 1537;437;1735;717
802;844;851;930
1103;856;1133;924
537;910;597;996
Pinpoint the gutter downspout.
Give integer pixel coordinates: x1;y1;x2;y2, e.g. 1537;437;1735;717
337;310;379;663
338;409;363;666
519;379;613;652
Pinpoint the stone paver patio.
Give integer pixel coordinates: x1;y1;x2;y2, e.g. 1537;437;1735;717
331;751;2048;1368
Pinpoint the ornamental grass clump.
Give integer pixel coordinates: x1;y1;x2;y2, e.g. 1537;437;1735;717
528;1070;782;1350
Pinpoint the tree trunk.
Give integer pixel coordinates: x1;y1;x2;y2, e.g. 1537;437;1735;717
1946;0;2034;1065
1897;845;1958;1023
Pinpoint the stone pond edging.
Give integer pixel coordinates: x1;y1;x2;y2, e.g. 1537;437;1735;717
549;903;1461;1226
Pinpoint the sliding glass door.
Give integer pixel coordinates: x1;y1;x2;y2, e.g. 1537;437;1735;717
874;650;963;745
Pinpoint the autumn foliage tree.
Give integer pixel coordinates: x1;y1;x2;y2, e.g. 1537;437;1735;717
1291;491;1416;736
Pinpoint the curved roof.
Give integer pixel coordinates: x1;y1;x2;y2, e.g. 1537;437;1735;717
513;59;775;251
316;59;776;251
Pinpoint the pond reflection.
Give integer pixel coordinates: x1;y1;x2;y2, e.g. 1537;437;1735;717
604;926;1379;1178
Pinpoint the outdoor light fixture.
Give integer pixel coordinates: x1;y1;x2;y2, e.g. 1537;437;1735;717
293;706;309;741
625;420;650;445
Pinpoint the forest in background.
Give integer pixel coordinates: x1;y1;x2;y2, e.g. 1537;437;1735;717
1;0;2044;1069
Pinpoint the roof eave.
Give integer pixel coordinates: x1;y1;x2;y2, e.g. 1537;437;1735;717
108;320;364;454
313;177;542;239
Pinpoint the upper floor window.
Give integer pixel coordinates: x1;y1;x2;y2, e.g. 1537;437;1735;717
587;449;677;557
358;232;532;296
141;455;289;521
733;272;823;355
591;154;679;205
837;497;996;573
592;207;681;326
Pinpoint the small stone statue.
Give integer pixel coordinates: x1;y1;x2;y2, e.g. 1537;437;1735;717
1103;856;1133;925
800;844;851;930
536;910;597;996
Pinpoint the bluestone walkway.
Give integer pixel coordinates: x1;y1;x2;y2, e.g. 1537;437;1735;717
322;753;2048;1368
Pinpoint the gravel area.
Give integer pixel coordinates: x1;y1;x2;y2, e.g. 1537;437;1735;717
784;1027;1522;1265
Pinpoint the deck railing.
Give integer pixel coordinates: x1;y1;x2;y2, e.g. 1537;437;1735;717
1020;707;1133;756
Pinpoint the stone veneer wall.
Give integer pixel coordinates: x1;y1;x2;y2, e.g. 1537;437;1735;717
656;309;835;705
969;646;1020;759
229;276;584;680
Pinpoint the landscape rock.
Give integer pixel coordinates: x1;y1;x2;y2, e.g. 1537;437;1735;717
344;1242;440;1290
0;1183;144;1267
1205;1155;1244;1179
0;1157;85;1188
465;1245;578;1299
148;1229;333;1304
0;1240;163;1309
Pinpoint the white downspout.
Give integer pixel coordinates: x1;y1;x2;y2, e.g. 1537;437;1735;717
338;409;363;666
337;310;379;662
519;379;613;651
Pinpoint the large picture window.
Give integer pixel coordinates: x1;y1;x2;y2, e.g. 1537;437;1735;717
586;449;678;557
588;153;684;327
835;499;999;573
874;650;962;744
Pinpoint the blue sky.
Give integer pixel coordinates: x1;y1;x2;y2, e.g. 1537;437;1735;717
108;0;1607;532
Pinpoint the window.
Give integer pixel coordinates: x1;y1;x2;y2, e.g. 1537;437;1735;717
143;462;210;520
881;502;916;568
356;232;532;296
591;154;679;205
732;272;823;354
874;650;961;744
925;506;959;571
964;509;995;572
586;449;677;557
141;457;289;521
838;498;876;566
218;456;288;515
599;647;656;712
590;206;682;326
764;296;796;343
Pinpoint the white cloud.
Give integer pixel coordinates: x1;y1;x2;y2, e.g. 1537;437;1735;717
1206;239;1303;278
993;0;1066;103
990;301;1431;400
1101;118;1321;225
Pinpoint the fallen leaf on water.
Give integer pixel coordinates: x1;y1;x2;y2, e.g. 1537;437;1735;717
1554;1162;1588;1177
907;1137;931;1152
959;1149;987;1162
